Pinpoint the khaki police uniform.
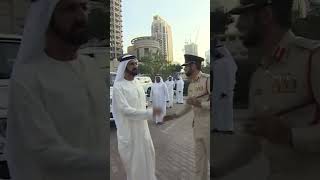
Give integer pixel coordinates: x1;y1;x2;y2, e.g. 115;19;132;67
249;30;320;180
188;71;210;180
182;54;210;180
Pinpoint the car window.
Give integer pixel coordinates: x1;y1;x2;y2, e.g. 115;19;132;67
0;41;20;79
110;73;116;86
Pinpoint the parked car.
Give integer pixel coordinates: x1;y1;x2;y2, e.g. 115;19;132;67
109;72;116;122
0;34;21;179
134;75;152;97
109;73;149;124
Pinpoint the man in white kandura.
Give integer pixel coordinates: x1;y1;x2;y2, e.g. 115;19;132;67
6;0;108;180
165;76;175;108
212;43;238;133
150;76;169;125
112;54;161;180
175;75;185;104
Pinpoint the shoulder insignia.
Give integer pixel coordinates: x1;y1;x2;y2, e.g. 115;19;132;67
201;73;210;78
292;36;320;51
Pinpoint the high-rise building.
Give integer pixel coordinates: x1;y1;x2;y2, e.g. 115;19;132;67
127;36;160;60
184;42;198;56
151;15;173;63
110;0;123;61
205;50;210;67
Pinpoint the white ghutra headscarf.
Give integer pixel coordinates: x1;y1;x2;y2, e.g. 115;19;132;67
15;0;60;66
114;54;138;82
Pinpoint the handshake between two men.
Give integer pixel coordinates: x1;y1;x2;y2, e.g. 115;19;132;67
162;96;202;121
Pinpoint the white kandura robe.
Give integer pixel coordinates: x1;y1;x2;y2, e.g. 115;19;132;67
165;80;174;107
212;47;238;131
6;53;108;180
176;79;184;104
150;82;169;123
112;79;157;180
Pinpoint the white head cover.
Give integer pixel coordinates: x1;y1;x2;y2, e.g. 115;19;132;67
15;0;60;66
114;54;137;82
154;76;164;83
215;45;233;60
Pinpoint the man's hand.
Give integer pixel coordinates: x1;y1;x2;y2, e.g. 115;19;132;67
219;93;228;100
186;97;201;107
245;113;292;145
153;108;162;117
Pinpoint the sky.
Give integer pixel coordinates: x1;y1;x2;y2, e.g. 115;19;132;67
122;0;210;65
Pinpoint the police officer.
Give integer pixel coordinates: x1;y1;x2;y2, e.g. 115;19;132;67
166;54;210;180
213;0;320;179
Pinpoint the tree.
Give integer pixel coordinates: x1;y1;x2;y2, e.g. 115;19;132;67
202;65;210;74
138;54;182;81
173;64;182;73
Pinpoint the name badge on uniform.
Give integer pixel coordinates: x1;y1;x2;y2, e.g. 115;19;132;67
272;73;297;93
196;86;203;91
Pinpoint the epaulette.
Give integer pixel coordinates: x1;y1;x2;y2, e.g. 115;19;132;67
201;73;210;78
292;36;320;51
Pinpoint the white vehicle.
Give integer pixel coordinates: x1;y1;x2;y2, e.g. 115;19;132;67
110;72;149;123
134;75;152;97
110;72;116;122
0;34;21;175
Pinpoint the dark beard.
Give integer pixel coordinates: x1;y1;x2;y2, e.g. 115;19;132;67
241;16;263;48
125;67;138;76
51;19;89;46
242;31;262;48
186;70;192;77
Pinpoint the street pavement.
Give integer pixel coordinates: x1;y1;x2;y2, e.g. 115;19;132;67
110;101;199;180
110;103;270;180
211;109;269;180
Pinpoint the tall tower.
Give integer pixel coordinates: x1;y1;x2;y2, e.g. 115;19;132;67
184;42;198;56
110;0;123;61
151;15;173;63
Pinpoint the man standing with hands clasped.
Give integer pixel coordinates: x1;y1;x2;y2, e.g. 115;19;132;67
175;75;185;104
150;75;169;125
165;76;175;108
